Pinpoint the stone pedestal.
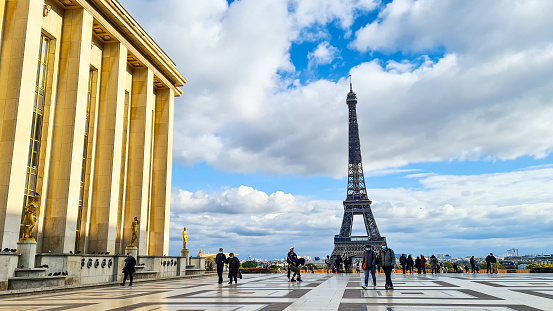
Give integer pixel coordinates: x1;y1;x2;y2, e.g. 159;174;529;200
17;240;37;269
125;245;138;257
181;249;189;266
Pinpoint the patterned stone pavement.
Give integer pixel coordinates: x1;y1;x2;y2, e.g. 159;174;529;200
1;273;553;310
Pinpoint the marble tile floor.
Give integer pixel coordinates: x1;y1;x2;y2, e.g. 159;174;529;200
1;273;553;310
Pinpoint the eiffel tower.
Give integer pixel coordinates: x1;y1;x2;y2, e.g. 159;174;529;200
330;77;385;265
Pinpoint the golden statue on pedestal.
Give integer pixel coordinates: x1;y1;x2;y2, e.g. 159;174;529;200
130;217;140;246
182;227;187;249
21;193;40;240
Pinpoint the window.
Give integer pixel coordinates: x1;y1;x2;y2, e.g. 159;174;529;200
24;35;49;206
75;69;95;251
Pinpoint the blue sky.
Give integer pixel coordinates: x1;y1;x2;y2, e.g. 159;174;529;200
119;0;553;260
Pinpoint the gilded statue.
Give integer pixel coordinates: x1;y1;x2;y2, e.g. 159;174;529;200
21;193;40;240
130;217;140;246
182;227;187;249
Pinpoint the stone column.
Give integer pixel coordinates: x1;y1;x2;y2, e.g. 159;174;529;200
0;0;7;48
42;8;93;254
88;42;127;254
148;88;175;256
0;0;44;250
122;68;154;255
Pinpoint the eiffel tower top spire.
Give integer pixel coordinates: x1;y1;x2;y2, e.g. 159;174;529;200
346;77;368;201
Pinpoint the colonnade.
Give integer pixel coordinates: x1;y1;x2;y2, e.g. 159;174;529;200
0;0;183;256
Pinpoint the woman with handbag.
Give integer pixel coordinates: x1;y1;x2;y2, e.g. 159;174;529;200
226;253;240;284
361;244;377;289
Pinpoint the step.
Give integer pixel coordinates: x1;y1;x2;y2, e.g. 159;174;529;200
8;276;65;290
133;271;158;280
14;268;47;278
185;269;204;276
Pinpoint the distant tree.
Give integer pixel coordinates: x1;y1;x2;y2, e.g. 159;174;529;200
241;261;257;269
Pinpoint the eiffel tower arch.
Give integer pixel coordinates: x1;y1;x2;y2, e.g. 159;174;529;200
330;77;385;267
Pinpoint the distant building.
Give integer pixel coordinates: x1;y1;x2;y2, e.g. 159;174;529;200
506;248;519;257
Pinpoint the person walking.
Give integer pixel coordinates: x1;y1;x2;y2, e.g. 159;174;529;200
215;248;226;284
334;256;342;273
227;253;240;284
379;242;396;290
400;254;407;274
406;255;414;273
361;244;377;289
470;256;477;273
486;253;492;274
489;253;497;274
420;254;427;274
415;256;422;274
288;247;302;282
120;253;136;286
325;255;330;273
430;255;438;274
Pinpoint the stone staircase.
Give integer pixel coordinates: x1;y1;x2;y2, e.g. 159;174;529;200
185;265;204;275
8;268;65;290
132;265;158;280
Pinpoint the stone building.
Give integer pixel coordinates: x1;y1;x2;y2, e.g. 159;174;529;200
0;0;185;257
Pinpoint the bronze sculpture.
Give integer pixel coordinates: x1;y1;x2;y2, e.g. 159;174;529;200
21;193;40;240
182;227;187;249
130;217;140;246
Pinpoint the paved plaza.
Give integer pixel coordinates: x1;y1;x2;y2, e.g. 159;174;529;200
1;273;553;310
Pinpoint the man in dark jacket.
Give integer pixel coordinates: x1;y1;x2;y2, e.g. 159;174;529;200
226;253;240;284
486;253;492;274
362;244;377;289
470;256;476;273
215;248;226;284
406;255;414;273
415;256;422;274
120;253;136;286
334;256;342;273
489;253;497;274
379;242;396;290
400;254;407;274
287;247;302;282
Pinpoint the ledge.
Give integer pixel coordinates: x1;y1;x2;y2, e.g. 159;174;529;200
0;273;211;298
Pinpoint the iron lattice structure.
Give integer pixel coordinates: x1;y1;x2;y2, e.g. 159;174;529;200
330;79;385;266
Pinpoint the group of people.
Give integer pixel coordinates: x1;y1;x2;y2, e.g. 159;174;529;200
215;248;241;284
397;253;429;274
119;246;501;288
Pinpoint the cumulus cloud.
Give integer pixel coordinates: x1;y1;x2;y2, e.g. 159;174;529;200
307;41;340;68
351;0;553;55
120;0;553;178
290;0;380;30
169;167;553;258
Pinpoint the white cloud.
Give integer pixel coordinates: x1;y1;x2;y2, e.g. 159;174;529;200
351;0;553;55
290;0;380;30
169;167;553;258
307;41;340;68
119;0;553;178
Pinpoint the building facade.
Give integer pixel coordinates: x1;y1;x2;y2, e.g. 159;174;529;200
0;0;185;256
